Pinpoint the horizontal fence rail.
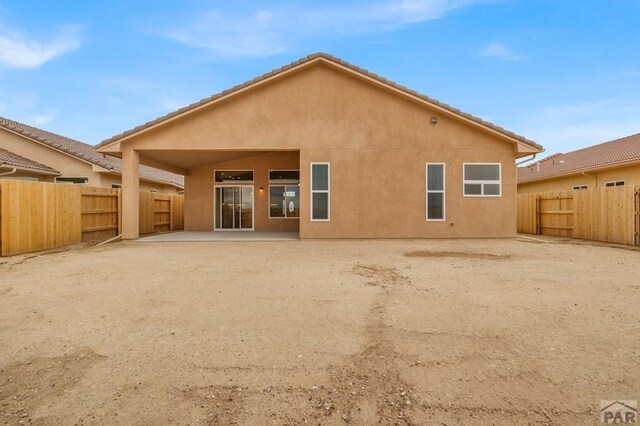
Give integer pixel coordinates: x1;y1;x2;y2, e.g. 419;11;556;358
517;186;639;246
0;180;184;256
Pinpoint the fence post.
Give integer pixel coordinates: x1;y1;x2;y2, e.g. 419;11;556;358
169;196;174;231
635;187;640;246
117;188;122;235
535;195;541;235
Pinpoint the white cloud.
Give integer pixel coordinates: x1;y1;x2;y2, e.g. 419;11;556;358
478;42;525;62
160;0;492;58
516;99;640;153
0;25;81;69
28;112;56;126
165;10;287;58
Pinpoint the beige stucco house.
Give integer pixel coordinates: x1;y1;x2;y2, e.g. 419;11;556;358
96;53;542;239
0;117;183;193
518;133;640;193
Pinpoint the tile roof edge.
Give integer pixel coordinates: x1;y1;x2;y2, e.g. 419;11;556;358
97;52;542;152
517;158;640;183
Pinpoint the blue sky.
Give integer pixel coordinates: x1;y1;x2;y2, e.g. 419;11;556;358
1;0;639;155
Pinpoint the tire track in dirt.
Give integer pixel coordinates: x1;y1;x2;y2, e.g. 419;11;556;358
301;264;424;424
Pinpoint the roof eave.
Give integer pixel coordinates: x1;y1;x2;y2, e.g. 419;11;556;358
96;53;542;154
517;158;640;185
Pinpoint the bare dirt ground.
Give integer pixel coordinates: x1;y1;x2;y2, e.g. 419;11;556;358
1;238;639;425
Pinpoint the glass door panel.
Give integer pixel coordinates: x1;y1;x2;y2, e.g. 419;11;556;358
215;186;253;230
241;186;253;229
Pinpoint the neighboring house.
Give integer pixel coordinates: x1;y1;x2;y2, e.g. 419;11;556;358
96;52;542;239
0;117;184;193
518;133;640;193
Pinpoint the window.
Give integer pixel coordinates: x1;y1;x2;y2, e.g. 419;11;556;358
149;189;159;194
463;164;501;197
111;183;122;189
572;185;588;190
426;163;445;221
605;180;624;187
269;186;300;218
269;170;300;183
214;170;254;183
55;177;88;185
310;163;330;221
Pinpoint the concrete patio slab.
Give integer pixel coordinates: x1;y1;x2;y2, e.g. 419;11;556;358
136;231;299;242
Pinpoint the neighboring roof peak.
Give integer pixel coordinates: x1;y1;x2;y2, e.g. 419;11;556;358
97;52;541;152
518;132;640;183
0;116;184;187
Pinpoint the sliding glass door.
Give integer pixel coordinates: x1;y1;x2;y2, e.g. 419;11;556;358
214;186;253;230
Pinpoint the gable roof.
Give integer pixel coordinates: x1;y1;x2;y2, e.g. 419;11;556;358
0;148;60;175
0;117;184;188
97;52;542;152
518;132;640;184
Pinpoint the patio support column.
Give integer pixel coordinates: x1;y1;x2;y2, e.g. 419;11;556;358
122;147;140;239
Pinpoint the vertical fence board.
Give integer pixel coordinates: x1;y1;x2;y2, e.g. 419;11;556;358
0;181;184;256
519;186;638;246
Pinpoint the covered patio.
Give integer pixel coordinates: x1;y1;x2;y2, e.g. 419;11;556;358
115;148;301;239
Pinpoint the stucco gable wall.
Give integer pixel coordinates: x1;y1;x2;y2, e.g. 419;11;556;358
125;63;516;154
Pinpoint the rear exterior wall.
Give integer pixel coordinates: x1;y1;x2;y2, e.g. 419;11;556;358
120;63;520;238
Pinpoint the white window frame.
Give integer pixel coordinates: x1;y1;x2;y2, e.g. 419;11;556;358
310;162;330;222
214;169;255;184
425;163;446;221
604;180;624;187
572;184;588;190
462;163;502;197
268;184;300;219
55;176;89;185
268;169;300;183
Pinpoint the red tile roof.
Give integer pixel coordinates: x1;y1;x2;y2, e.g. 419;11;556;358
0;148;60;175
0;117;184;187
518;133;640;183
97;52;542;152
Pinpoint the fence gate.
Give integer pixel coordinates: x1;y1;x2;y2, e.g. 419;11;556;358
536;191;574;238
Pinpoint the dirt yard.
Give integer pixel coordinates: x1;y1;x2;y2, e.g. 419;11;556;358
1;238;638;425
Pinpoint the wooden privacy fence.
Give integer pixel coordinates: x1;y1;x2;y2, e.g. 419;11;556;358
517;186;640;246
139;191;184;235
0;180;184;256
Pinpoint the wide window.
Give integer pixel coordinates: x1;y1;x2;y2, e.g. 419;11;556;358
426;163;445;221
55;177;88;185
605;180;624;187
269;186;300;218
463;164;501;196
572;185;588;190
214;170;254;183
310;163;330;221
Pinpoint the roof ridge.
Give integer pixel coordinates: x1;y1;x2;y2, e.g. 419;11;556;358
97;52;541;151
560;132;640;156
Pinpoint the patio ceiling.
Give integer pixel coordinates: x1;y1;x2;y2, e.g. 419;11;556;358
138;150;277;170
